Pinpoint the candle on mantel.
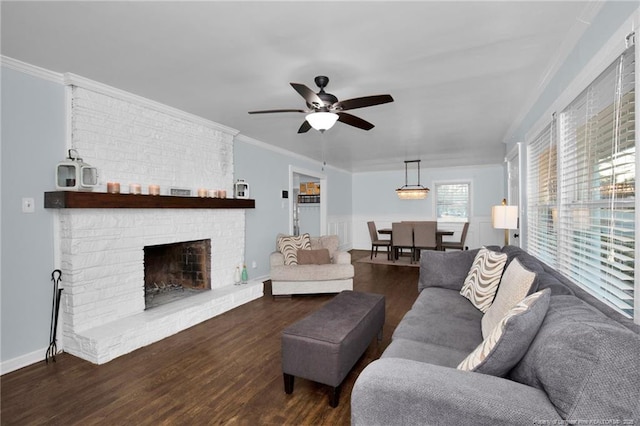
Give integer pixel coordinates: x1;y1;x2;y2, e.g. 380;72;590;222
219;189;227;199
148;185;160;196
107;182;120;194
129;183;141;195
197;188;207;198
208;189;217;198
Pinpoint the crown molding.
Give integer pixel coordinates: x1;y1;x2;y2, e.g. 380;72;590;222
1;56;240;136
0;56;64;84
64;73;239;136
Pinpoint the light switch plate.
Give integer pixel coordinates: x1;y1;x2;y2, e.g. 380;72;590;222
22;197;35;213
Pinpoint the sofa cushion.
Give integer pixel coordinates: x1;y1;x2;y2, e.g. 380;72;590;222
277;234;311;265
482;257;537;337
458;289;550;376
270;263;354;281
297;248;331;265
509;295;640;420
310;235;339;260
381;338;469;368
418;249;481;292
460;247;508;312
393;288;483;353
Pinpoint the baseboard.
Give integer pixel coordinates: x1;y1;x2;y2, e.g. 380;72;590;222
1;347;49;375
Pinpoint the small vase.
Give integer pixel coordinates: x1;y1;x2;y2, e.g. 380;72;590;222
234;266;241;285
241;265;248;284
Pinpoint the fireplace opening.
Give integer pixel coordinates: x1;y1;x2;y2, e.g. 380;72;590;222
144;239;211;309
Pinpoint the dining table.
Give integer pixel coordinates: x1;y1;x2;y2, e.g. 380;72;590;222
378;227;454;251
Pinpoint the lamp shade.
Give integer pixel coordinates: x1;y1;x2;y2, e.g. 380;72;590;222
492;205;518;229
305;112;339;132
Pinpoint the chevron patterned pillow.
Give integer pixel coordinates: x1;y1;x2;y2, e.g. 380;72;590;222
277;234;311;265
460;247;507;312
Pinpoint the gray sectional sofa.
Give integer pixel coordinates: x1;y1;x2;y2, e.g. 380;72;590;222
352;245;640;425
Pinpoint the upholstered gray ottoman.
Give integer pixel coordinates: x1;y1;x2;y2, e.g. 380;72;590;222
281;290;385;407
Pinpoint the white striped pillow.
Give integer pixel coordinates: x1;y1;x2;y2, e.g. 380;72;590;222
460;247;507;312
277;234;311;265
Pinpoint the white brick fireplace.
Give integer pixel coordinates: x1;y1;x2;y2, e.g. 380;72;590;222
55;77;262;364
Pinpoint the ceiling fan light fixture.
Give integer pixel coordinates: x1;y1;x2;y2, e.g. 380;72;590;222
396;160;430;200
305;112;339;132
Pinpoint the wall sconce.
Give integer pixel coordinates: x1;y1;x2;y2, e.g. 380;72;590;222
492;198;518;246
396;160;430;200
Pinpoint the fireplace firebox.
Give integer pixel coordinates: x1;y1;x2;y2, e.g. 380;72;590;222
144;239;211;309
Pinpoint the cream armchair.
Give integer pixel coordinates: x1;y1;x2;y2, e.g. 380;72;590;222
270;234;354;296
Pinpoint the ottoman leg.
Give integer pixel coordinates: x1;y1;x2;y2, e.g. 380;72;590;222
283;373;294;394
329;385;341;408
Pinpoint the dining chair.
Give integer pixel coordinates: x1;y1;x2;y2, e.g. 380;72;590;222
412;221;437;262
391;222;414;262
367;221;391;260
440;222;470;251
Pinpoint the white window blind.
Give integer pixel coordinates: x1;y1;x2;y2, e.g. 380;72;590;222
526;121;558;266
557;45;635;317
435;183;470;221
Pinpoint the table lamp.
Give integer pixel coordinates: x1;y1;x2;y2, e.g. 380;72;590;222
492;199;518;246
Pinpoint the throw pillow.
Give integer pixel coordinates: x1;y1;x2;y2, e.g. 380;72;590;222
460;247;508;312
482;257;537;337
457;289;551;376
297;248;331;265
277;234;311;265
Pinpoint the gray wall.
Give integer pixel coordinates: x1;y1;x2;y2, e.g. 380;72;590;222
352;165;504;218
351;165;507;249
1;67;65;365
233;137;353;281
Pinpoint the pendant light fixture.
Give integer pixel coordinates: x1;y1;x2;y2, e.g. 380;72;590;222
396;160;430;199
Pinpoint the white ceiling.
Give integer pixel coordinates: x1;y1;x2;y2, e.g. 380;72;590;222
1;1;600;172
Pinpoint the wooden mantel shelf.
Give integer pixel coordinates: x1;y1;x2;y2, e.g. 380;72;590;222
44;191;255;209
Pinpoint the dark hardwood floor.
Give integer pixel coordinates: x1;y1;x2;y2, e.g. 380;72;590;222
0;250;419;426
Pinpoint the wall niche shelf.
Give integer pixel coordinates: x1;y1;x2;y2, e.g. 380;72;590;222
44;191;255;209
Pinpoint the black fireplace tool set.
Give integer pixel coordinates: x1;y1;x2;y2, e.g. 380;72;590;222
46;269;63;363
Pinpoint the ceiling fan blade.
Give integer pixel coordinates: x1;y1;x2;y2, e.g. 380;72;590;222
248;109;307;114
337;112;375;131
333;94;394;111
297;120;312;133
290;83;324;107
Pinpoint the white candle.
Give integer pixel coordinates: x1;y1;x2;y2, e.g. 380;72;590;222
148;185;160;196
129;183;141;195
197;188;207;198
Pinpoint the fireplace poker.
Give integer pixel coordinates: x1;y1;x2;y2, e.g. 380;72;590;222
46;269;63;363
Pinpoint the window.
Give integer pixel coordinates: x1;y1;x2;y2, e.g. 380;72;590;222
526;44;635;319
557;45;635;318
527;121;558;265
435;183;470;221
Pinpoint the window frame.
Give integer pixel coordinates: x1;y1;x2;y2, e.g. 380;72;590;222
433;180;472;223
524;29;637;321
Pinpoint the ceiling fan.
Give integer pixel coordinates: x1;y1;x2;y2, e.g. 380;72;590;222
248;76;394;133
